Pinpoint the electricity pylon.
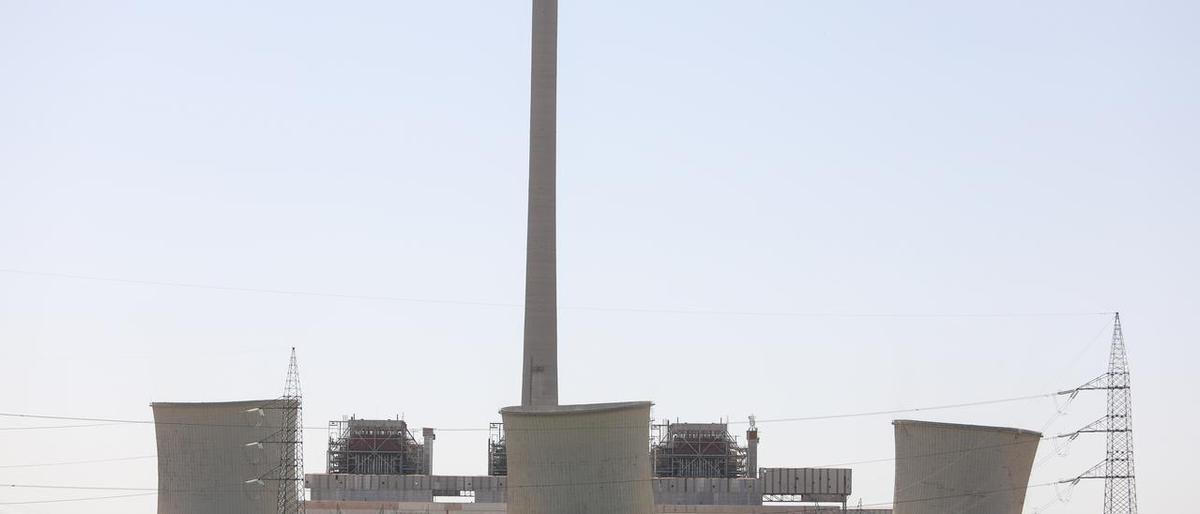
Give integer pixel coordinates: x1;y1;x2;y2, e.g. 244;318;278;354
277;347;305;514
1068;313;1138;514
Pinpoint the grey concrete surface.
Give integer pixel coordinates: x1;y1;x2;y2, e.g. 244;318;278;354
521;0;559;408
502;401;655;514
893;419;1041;514
152;399;284;514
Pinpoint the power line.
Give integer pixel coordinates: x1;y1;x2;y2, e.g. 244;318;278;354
0;268;1111;319
0;268;513;309
0;456;155;469
0;389;1070;434
809;435;1052;469
0;423;124;431
0;434;1055;471
1036;317;1115;393
0;409;307;431
742;392;1058;425
1;484;153;492
858;479;1064;510
0;492;155;506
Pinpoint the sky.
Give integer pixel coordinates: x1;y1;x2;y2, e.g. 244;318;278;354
1;1;1197;513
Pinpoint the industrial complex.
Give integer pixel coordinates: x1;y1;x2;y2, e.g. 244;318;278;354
149;1;1140;514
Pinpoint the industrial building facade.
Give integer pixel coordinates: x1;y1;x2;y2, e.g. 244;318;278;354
303;504;893;514
326;417;433;476
306;415;857;509
652;421;749;479
152;400;286;514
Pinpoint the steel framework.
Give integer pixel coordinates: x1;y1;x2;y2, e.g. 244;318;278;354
326;417;427;475
651;421;747;478
487;422;507;476
276;348;305;514
1067;313;1138;514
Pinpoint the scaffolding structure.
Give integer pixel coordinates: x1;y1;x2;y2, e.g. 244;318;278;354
487;422;507;476
651;421;747;478
326;417;428;475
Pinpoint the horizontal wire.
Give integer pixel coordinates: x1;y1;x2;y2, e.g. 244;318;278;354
809;435;1052;469
0;268;1111;318
0;492;156;506
0;268;514;308
437;391;1065;432
0;390;1064;434
0;433;1055;471
0;456;156;469
0;423;125;431
747;392;1058;424
1;484;154;492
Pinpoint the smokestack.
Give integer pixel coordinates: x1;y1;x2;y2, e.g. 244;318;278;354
521;0;559;407
746;416;759;478
422;428;436;475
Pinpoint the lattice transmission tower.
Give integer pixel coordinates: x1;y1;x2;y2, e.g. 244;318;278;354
1070;313;1138;514
277;347;306;514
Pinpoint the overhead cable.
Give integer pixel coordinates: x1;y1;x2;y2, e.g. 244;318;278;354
0;268;1111;318
0;390;1067;434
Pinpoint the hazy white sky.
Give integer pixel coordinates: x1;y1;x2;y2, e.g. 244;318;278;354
1;1;1196;513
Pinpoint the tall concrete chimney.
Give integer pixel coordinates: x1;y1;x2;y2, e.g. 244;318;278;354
521;0;559;407
746;416;759;478
422;427;435;475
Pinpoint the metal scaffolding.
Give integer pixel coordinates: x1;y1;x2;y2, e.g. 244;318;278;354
651;421;747;478
326;417;428;475
487;422;507;476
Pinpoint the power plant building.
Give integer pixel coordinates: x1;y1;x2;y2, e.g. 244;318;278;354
652;421;749;478
306;418;854;509
326;417;432;476
152;400;286;514
892;420;1041;514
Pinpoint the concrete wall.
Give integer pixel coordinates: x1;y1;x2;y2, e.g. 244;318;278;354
502;401;655;514
654;478;761;506
307;474;507;503
307;474;433;502
309;475;763;506
761;468;851;498
313;474;885;506
893;420;1041;514
306;502;504;514
658;508;889;514
305;502;890;514
152;400;284;514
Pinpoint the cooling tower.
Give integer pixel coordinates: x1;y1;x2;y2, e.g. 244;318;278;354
501;402;655;514
152;400;285;514
893;419;1041;514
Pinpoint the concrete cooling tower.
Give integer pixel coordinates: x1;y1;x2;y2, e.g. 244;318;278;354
153;400;285;514
893;419;1041;514
501;402;655;514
